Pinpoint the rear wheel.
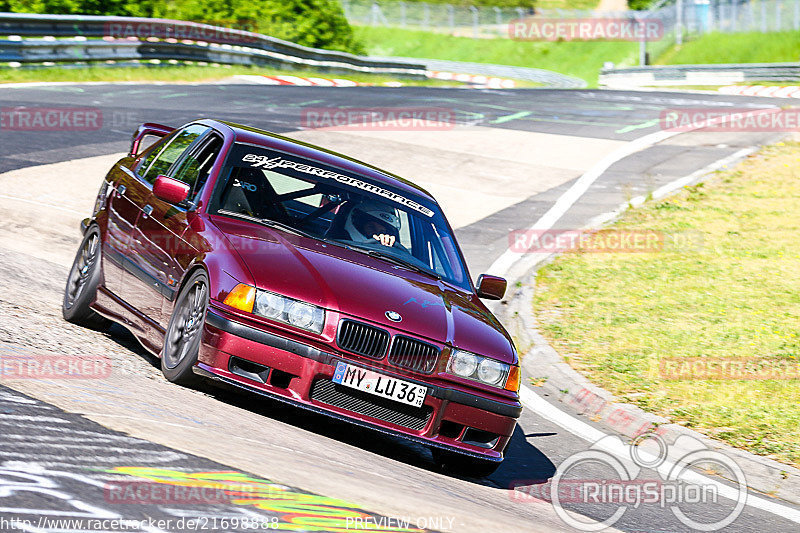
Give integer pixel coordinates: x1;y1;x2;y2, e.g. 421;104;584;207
62;225;111;330
161;270;209;386
431;448;501;478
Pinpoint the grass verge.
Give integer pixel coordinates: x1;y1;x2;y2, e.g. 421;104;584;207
0;64;459;86
655;31;800;65
534;141;800;467
355;26;638;87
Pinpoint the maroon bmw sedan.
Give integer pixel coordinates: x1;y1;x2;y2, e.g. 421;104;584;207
63;119;522;476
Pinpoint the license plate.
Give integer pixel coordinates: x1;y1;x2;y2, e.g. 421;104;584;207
332;362;427;408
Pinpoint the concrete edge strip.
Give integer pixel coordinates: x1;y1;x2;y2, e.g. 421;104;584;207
504;144;800;509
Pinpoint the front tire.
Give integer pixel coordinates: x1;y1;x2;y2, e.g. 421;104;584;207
161;270;209;386
62;225;110;330
431;448;501;478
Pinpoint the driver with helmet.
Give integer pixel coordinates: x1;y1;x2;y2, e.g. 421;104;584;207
343;199;401;247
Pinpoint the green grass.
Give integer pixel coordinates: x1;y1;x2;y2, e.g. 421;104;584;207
656;31;800;65
355;26;637;87
353;26;800;88
534;142;800;467
0;63;461;86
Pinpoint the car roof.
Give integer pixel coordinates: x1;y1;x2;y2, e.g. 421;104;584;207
195;118;437;202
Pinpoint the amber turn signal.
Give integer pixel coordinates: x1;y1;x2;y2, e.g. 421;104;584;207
505;365;521;392
223;283;256;313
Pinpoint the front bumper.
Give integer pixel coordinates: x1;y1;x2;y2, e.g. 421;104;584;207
198;308;521;461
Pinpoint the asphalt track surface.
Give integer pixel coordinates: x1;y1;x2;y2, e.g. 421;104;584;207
0;84;798;532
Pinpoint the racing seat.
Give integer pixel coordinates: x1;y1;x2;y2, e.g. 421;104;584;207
220;168;285;221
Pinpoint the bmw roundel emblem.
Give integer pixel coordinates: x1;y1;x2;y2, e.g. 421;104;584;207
385;311;402;322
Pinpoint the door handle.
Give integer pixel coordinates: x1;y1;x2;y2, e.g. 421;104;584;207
116;185;126;197
142;205;153;218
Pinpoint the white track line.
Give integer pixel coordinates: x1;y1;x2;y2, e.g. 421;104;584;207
488;107;782;276
520;387;800;521
586;146;756;229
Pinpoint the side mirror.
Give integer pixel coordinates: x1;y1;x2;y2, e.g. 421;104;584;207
154;175;190;205
476;274;507;300
130;122;174;156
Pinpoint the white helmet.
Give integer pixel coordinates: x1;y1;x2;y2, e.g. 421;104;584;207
344;199;401;243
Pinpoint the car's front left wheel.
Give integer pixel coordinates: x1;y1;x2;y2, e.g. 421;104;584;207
161;270;209;386
62;225;111;330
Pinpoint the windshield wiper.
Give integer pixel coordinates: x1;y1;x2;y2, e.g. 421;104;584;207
217;210;314;239
354;247;441;280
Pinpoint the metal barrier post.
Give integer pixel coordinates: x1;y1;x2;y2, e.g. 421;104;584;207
638;14;647;66
447;4;455;33
371;2;379;25
795;0;800;29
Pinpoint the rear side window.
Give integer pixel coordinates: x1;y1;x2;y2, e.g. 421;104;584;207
140;124;208;184
137;136;170;175
172;134;223;202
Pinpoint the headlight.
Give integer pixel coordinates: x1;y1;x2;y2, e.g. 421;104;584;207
256;291;285;319
477;358;506;386
225;284;325;334
449;351;479;378
254;290;325;334
286;300;318;330
447;349;517;390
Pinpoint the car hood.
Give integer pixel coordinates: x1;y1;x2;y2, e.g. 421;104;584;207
212;216;516;364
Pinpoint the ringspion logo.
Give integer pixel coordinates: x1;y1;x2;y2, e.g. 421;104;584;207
511;434;747;531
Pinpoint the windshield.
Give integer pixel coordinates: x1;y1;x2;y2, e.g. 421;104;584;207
210;143;471;290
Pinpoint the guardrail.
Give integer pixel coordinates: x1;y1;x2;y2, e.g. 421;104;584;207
0;12;427;77
371;56;587;88
600;63;800;88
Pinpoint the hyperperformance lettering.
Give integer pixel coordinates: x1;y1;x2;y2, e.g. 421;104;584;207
242;154;435;218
